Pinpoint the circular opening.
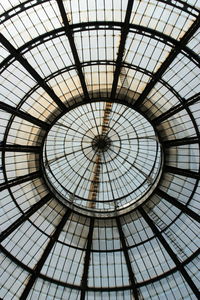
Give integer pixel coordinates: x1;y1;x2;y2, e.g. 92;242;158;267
42;101;163;217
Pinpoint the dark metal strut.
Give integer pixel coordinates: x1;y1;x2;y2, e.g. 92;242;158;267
164;165;200;180
163;136;200;148
56;0;90;99
116;216;139;300
155;188;200;223
20;209;72;300
0;101;50;130
0;170;42;192
152;93;200;126
0;193;52;243
0;33;66;111
138;207;200;298
134;15;200;108
80;218;95;300
0;143;41;153
110;0;134;99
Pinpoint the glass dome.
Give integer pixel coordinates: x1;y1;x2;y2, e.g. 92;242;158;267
0;1;200;299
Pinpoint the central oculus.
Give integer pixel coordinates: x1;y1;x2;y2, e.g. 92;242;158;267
42;101;163;217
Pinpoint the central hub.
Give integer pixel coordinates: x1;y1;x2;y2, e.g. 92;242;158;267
92;135;111;152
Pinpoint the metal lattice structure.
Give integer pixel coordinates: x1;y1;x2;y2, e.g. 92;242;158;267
0;1;200;299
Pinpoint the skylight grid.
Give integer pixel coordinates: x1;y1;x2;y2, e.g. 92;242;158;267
0;0;199;299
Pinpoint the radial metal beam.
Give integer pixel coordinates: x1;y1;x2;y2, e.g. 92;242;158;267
0;170;41;192
110;0;134;99
164;165;200;179
20;209;71;300
163;136;199;148
152;93;200;126
155;188;200;223
80;218;94;300
0;101;50;130
0;193;52;243
116;216;139;300
134;16;200;108
0;33;66;111
0;143;41;153
138;207;200;298
56;0;90;99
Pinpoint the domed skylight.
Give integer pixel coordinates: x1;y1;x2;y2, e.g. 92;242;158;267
0;1;200;299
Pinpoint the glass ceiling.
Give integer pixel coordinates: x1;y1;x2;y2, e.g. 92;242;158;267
0;0;200;299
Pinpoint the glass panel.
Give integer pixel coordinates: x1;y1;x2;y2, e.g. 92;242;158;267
129;238;175;281
23;36;74;78
162;54;200;99
125;32;171;73
63;0;129;24
0;61;37;107
0;1;63;48
88;250;130;288
139;271;197;299
185;255;200;288
86;290;134;300
27;278;81;300
0;252;30;299
131;0;197;40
